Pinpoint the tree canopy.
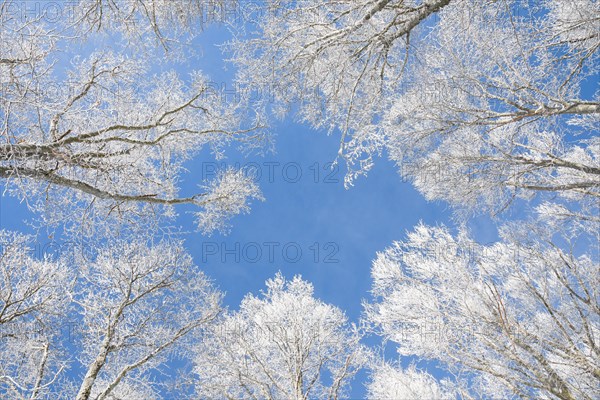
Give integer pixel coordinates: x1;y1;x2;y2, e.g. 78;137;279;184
1;0;598;398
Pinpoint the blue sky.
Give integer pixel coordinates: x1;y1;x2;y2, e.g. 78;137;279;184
0;13;507;399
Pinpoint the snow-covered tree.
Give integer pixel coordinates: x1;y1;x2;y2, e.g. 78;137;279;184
367;363;455;400
73;240;222;400
0;230;72;399
0;232;222;399
383;0;599;219
0;0;264;235
195;272;368;400
364;223;600;399
232;0;599;222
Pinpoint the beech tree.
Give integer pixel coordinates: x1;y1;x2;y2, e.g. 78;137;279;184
0;230;72;400
383;0;599;220
367;363;456;400
195;273;368;400
1;0;263;235
364;223;600;399
232;0;599;222
0;232;222;399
